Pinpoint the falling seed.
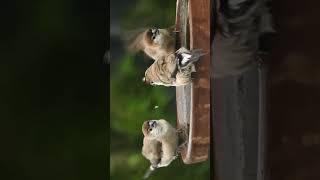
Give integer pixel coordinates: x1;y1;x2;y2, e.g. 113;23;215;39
154;106;159;109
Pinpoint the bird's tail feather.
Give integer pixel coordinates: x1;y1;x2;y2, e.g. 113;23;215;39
177;49;207;69
190;49;207;61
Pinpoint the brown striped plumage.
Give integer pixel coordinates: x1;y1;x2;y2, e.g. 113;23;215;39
143;47;206;86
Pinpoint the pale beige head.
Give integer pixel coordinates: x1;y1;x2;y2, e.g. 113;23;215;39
142;120;164;139
127;26;176;59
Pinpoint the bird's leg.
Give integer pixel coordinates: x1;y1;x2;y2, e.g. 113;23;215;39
171;29;179;37
192;65;196;72
176;127;188;154
176;141;188;155
190;73;196;80
176;127;187;138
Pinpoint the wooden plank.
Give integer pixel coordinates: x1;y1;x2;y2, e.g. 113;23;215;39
175;0;211;164
212;68;260;180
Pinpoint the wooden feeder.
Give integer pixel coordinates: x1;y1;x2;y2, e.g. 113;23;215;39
175;0;211;164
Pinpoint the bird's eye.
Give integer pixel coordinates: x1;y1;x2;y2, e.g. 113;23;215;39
152;36;156;40
149;128;153;132
150;81;154;85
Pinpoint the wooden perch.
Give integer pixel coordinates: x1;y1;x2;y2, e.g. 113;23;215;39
175;0;211;164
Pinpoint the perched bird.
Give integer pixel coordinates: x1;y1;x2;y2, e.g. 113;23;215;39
141;119;178;169
141;120;189;179
142;47;206;86
126;26;176;61
126;26;206;86
212;0;275;78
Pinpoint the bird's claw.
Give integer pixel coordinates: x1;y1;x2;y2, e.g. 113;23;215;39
176;128;185;136
176;141;188;154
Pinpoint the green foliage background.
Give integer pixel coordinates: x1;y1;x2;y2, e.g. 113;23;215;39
110;0;210;179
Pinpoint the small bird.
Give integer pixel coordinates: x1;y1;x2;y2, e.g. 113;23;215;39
141;119;178;169
126;26;176;61
141;120;189;179
142;47;206;86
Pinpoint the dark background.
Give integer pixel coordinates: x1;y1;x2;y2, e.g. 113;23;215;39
0;0;108;179
266;1;320;179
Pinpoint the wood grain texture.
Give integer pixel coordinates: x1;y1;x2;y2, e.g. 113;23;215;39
175;0;211;164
